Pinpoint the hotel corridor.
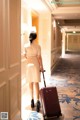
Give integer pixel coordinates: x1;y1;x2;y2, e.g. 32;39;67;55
22;52;80;120
50;52;80;120
1;0;80;119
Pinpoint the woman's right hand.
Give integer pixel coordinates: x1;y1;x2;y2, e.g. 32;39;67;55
24;54;27;59
40;66;44;72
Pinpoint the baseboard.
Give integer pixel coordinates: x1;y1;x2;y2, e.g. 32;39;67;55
51;59;60;75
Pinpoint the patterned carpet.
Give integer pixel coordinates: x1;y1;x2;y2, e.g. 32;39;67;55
22;53;80;120
49;53;80;120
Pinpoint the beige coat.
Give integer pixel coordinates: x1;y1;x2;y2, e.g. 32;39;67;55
25;42;41;83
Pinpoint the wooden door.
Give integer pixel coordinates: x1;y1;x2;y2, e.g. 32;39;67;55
0;0;21;120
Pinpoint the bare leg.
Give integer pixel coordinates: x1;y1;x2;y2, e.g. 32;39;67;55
29;82;35;108
34;82;39;100
34;82;40;112
29;82;34;99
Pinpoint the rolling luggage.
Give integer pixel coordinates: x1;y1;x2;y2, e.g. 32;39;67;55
40;71;62;119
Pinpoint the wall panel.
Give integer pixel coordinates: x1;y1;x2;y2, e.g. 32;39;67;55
0;83;6;111
0;0;21;120
67;34;80;51
9;74;19;117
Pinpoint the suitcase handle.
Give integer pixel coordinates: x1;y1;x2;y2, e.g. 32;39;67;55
42;70;46;87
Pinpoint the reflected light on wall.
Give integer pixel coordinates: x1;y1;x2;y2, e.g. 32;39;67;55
30;26;36;33
52;20;56;28
21;23;28;35
61;28;64;33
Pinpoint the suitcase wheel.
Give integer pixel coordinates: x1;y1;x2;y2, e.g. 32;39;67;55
44;115;47;119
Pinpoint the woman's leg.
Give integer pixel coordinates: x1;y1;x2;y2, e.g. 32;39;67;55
29;82;33;99
34;82;40;112
29;82;34;99
29;82;34;108
34;82;39;100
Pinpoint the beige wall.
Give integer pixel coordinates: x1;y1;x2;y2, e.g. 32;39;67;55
0;0;21;120
32;11;39;43
66;34;80;51
38;12;51;76
51;19;62;74
21;0;32;91
21;1;32;42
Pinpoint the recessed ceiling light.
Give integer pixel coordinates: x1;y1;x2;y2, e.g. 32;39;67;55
73;31;76;33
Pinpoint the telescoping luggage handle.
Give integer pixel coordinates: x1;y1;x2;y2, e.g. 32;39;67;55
42;70;46;88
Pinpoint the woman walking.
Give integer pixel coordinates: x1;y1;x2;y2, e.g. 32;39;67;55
24;32;44;112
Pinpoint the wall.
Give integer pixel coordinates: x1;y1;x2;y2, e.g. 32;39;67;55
38;12;51;77
0;0;21;120
66;34;80;52
51;19;62;74
32;11;39;43
21;0;32;94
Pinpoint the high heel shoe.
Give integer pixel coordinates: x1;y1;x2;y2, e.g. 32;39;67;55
31;99;34;108
36;100;40;112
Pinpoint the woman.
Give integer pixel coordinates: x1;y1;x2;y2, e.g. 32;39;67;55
25;32;44;112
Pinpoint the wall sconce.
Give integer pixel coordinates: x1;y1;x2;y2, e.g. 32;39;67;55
73;31;76;34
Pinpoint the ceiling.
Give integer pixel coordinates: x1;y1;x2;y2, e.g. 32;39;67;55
43;0;80;32
23;0;80;32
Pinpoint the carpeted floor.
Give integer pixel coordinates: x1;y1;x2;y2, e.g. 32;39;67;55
22;53;80;120
50;53;80;120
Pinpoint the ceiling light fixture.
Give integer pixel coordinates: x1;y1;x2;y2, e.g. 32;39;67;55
73;31;76;33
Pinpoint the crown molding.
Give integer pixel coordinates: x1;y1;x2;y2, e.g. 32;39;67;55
41;0;54;12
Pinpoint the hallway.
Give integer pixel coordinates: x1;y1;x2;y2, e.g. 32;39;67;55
21;1;80;119
1;0;80;119
22;53;80;120
50;52;80;120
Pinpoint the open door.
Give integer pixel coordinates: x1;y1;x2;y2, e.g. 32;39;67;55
32;11;39;43
0;0;21;120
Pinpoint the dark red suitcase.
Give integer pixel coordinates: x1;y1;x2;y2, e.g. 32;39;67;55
40;72;62;119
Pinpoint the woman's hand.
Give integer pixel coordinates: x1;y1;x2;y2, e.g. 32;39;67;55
37;55;44;72
24;54;27;59
40;66;44;72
